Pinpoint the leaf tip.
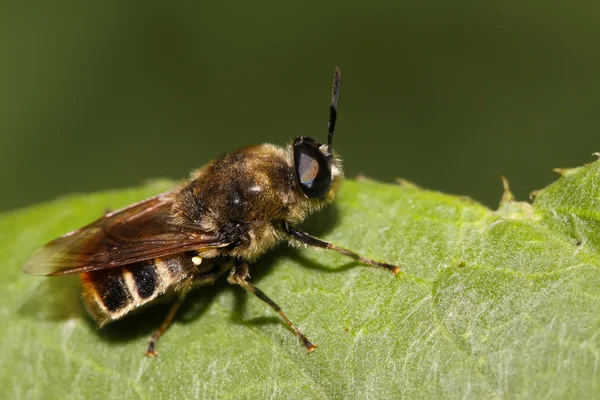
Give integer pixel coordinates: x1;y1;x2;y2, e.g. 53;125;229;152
529;189;543;201
394;178;421;189
496;176;536;219
552;167;583;177
499;176;515;205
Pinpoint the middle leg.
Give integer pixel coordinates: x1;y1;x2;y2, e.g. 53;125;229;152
228;260;317;353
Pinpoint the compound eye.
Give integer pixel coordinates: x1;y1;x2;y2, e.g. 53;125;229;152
293;137;332;198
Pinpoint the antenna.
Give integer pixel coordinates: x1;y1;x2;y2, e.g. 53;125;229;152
327;67;341;153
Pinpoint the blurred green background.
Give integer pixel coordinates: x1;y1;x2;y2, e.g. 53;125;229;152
1;1;599;212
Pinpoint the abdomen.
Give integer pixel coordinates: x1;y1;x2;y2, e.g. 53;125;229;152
80;254;200;326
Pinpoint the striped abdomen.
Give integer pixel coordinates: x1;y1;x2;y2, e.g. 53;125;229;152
80;254;205;326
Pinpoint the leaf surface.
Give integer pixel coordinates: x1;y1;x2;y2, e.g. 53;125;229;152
2;162;600;399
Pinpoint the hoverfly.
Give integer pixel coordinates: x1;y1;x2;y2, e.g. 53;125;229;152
23;68;400;356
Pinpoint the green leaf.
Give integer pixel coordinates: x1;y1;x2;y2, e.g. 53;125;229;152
2;158;600;399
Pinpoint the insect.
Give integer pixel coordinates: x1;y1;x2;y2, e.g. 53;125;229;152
22;68;400;356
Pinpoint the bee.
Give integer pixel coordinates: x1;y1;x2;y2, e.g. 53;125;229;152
22;68;400;356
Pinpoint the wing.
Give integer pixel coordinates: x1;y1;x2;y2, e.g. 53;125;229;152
22;190;228;276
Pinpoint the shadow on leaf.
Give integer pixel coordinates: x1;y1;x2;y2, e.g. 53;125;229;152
18;275;85;321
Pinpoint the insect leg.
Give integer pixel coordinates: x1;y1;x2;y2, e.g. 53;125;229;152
146;279;192;357
283;224;401;275
228;260;317;353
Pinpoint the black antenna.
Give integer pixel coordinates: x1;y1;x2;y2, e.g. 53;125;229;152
327;67;341;154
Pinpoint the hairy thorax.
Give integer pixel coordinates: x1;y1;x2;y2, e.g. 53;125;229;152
172;145;307;260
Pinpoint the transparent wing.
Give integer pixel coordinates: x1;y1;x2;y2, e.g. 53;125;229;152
22;191;228;276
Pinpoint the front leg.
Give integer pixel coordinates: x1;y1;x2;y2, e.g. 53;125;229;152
228;260;317;353
283;223;401;275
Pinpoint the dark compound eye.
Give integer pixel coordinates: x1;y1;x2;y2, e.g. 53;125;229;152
293;137;332;198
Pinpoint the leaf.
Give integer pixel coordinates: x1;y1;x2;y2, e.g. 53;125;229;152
2;159;600;400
